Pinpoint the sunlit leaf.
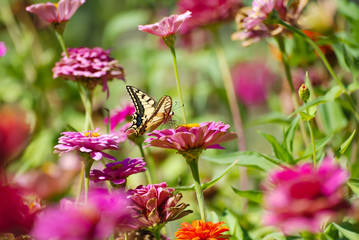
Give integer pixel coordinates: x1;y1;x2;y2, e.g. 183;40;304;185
259;132;294;164
333;223;359;240
348;178;359;196
231;187;263;203
335;129;356;158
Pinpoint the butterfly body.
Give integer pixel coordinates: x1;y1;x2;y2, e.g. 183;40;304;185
126;85;173;136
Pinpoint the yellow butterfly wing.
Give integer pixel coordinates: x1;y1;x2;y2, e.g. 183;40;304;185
126;85;173;136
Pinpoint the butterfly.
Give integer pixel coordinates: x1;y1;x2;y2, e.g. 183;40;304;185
126;85;174;137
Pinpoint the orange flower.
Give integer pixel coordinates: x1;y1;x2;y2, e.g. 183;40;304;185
175;220;230;240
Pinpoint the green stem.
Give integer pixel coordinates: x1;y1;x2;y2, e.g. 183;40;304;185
187;158;206;221
76;161;85;204
278;20;359;122
307;121;316;167
84;157;94;202
152;228;162;240
211;28;246;152
275;36;310;147
55;30;68;57
169;46;187;124
78;83;94;131
138;142;156;184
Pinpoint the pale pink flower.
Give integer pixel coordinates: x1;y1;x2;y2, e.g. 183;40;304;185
0;42;6;57
145;121;237;152
26;0;86;24
263;157;350;234
138;11;192;37
54;128;120;161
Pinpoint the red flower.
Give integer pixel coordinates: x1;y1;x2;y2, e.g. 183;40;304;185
175;220;230;240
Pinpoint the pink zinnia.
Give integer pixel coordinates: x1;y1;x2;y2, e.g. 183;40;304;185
145;122;237;160
263;157;350;234
54;128;121;161
128;182;192;229
90;157;146;184
26;0;85;24
0;42;6;57
105;104;135;132
52;47;125;96
31;189;132;240
232;61;277;106
138;11;192;38
177;0;241;33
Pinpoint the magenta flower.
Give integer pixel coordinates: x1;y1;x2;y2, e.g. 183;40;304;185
145;122;237;159
177;0;241;33
263;157;351;234
0;42;6;57
232;0;307;46
54;128;121;161
90;157;146;184
128;182;192;229
52;47;125;96
0;185;36;235
105;104;135;132
26;0;85;24
138;11;191;37
232;61;277;106
31;189;132;240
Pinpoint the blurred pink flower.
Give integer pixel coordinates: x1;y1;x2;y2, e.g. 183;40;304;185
177;0;241;33
53;47;125;96
54;128;120;161
15;153;81;200
0;42;6;57
128;182;192;229
232;0;307;46
26;0;86;24
105;104;135;131
31;189;131;240
232;61;277;106
263;157;350;234
90;157;146;184
145;122;237;154
0;106;30;169
138;11;192;37
0;185;36;235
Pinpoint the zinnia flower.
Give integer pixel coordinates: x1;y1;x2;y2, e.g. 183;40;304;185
177;0;241;33
54;128;121;161
145;121;237;160
31;189;132;240
0;185;36;235
138;11;192;38
263;157;350;234
52;47;125;96
232;61;277;106
90;157;146;184
26;0;86;24
0;42;6;57
232;0;307;46
127;182;192;230
105;104;135;131
175;220;230;240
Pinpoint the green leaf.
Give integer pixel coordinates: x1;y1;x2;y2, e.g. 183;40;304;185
323;223;339;240
325;86;343;101
202;151;277;171
207;211;220;223
262;232;286;240
289;97;327;118
284;116;300;154
347;178;359;196
336;0;359;21
175;160;237;191
299;111;315;121
249;112;291;126
319;101;348;134
231;187;263;203
335;129;356;158
223;209;252;240
333;223;359;240
259;132;294;164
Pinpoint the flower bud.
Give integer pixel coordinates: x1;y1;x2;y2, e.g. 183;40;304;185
298;84;310;103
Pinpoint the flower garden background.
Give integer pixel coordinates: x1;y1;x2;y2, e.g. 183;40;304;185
1;0;359;239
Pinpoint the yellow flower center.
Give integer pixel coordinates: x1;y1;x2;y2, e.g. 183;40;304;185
177;123;200;130
54;3;58;8
84;131;100;137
